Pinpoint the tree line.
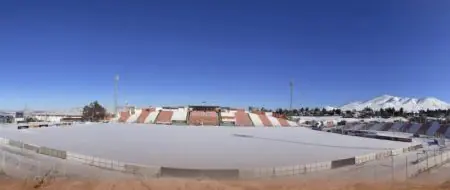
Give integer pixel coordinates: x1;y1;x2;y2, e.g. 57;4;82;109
250;106;450;119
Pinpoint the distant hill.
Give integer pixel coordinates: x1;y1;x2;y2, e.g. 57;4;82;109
340;95;450;112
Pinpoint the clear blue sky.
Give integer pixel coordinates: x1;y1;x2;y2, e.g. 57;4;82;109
1;0;449;111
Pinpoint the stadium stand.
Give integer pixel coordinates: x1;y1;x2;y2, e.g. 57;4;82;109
277;117;290;127
188;111;219;126
400;123;413;132
248;113;264;127
387;123;403;131
119;111;130;122
342;123;354;130
352;124;365;130
408;123;422;134
440;125;450;138
436;124;450;137
126;108;142;123
144;110;159;124
114;106;302;127
379;123;394;131
426;122;440;136
235;111;253;126
155;110;173;124
137;108;154;123
369;123;384;131
220;111;236;126
266;114;281;126
171;109;188;125
416;122;433;135
258;114;272;127
362;123;375;130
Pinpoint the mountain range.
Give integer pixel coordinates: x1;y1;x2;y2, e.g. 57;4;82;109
339;95;450;112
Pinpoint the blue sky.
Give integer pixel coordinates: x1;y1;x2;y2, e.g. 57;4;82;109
1;0;449;111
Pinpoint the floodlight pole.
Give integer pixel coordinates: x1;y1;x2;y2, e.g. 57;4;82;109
289;80;293;110
114;75;119;117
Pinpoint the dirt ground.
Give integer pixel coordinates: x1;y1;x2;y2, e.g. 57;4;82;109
0;177;449;190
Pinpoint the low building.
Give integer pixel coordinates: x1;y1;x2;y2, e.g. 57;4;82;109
31;111;82;123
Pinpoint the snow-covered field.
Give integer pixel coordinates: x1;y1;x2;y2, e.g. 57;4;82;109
0;124;414;169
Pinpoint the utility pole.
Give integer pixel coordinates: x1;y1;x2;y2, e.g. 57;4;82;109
114;75;119;117
289;80;293;110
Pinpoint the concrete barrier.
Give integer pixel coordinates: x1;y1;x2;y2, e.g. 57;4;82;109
38;146;67;159
274;166;295;176
313;161;332;171
0;137;8;145
8;140;24;149
66;152;85;162
160;167;239;179
124;164;160;177
239;167;273;178
67;152;126;171
355;153;376;164
392;148;404;155
239;161;333;179
23;143;40;153
238;168;257;179
331;157;356;169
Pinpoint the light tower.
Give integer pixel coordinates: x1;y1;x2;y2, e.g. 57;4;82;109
114;74;119;116
289;80;294;110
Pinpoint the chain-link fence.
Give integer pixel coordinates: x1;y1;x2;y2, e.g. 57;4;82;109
0;145;136;181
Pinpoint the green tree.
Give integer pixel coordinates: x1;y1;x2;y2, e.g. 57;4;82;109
82;101;107;122
399;107;404;117
321;108;327;115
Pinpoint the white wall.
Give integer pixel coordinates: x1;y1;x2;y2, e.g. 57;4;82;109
267;116;281;126
34;115;63;122
171;110;188;121
126;109;142;123
221;111;236;122
144;111;159;124
248;113;263;127
287;121;298;127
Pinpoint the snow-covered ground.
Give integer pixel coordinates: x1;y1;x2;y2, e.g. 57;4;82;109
0;124;413;169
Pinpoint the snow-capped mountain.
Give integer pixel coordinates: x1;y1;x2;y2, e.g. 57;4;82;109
340;95;450;112
323;106;337;111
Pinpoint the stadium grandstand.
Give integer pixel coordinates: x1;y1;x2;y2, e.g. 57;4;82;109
113;105;298;127
340;121;450;139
